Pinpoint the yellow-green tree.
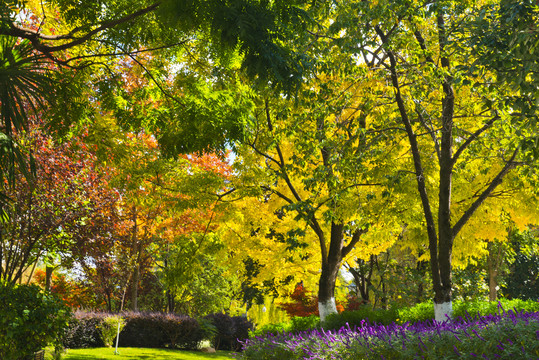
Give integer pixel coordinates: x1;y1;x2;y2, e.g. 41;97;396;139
322;0;539;320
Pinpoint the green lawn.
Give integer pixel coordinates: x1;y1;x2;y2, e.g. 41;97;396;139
59;347;234;360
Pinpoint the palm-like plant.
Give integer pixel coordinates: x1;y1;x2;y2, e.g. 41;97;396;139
0;35;52;218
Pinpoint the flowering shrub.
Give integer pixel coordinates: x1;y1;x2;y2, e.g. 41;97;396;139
238;307;539;359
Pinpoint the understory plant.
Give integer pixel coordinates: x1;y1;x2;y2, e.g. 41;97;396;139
0;282;71;360
99;315;125;347
238;307;539;359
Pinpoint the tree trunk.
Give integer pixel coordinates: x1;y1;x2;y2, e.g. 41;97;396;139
318;265;338;321
317;223;344;321
45;266;54;292
166;289;175;313
487;241;504;302
131;264;139;311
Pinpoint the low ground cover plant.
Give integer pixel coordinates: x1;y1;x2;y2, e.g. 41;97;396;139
239;306;539;359
255;298;539;337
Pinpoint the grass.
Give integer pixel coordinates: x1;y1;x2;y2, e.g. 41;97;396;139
56;347;235;360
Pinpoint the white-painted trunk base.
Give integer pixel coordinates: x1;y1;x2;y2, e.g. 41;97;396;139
434;301;453;322
319;297;338;322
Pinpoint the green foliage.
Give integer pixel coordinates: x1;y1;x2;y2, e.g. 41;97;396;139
0;282;71;360
98;315;125;348
63;311;107;349
397;299;539;324
204;313;254;351
118;312;203;350
250;315;319;337
324;306;397;330
289;315;320;333
396;302;435;324
503;229;539;300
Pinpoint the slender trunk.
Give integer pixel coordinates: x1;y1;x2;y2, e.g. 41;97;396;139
166;289;175;313
487;241;504;302
131;264;139;311
416;259;428;303
45;266;54;291
130;207;139;311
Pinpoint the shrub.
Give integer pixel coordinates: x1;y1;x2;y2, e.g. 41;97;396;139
324;306;396;330
99;315;125;347
396;301;434;323
158;313;203;349
396;298;539;324
118;312;167;348
205;313;254;351
250;321;291;337
118;312;203;350
289;315;320;332
63;311;106;349
0;282;71;360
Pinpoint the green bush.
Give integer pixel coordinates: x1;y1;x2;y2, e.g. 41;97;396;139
325;306;397;330
396;301;434;323
98;315;125;347
0;282;71;360
118;312;204;350
251;315;320;337
289;315;320;332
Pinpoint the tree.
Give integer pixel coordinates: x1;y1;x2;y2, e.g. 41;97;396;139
321;0;539;320
0;120;119;284
222;63;405;320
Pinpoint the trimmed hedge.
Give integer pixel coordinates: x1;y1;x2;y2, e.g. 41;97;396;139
119;312;203;349
63;311;107;348
64;311;248;350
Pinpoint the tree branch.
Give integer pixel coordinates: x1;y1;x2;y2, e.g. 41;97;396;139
452;148;520;237
3;2;161;55
451;115;498;166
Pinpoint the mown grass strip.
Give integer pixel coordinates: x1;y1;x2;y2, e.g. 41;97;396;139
60;347;234;360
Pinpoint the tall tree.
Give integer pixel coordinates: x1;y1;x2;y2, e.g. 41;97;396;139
321;0;539;320
223;68;404;320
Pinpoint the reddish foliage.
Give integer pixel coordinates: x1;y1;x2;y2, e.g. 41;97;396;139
279;283;319;317
279;283;346;317
33;269;95;308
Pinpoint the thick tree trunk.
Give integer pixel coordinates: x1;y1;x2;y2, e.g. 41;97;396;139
318;266;338;321
317;223;344;321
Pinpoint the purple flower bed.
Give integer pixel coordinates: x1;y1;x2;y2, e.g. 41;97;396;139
237;308;539;359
